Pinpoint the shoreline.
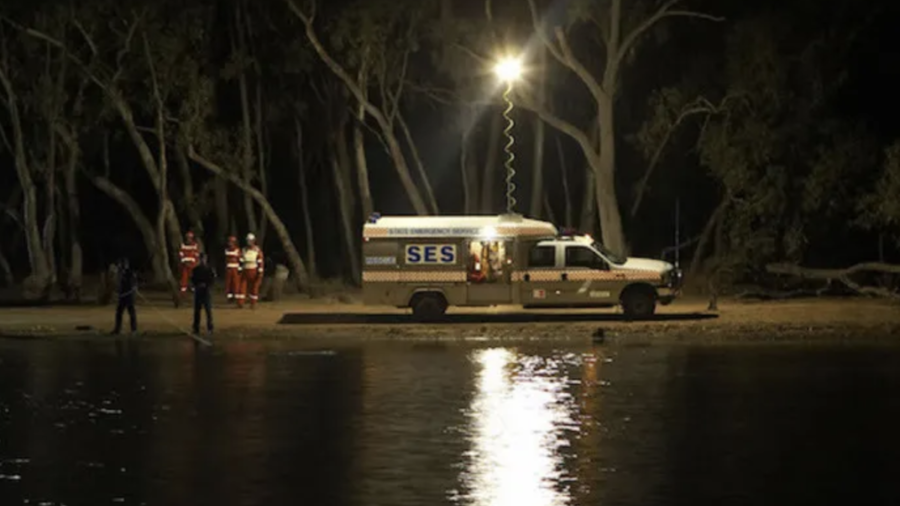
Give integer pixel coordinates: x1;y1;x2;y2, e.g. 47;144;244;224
1;295;898;346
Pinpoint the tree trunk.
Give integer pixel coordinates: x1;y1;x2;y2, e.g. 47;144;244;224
90;175;169;284
529;48;547;218
295;118;317;278
460;127;473;214
688;197;728;281
556;135;573;228
481;113;502;214
176;146;204;236
215;178;230;239
43;133;57;286
333;125;362;284
255;83;269;244
144;33;181;306
398;113;439;214
580;168;596;233
354;94;374;218
0;67;52;297
594;97;626;255
0;247;12;287
234;3;260;236
189;145;310;291
62;135;82;300
290;9;430;214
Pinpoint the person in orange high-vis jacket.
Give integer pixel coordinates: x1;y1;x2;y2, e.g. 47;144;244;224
237;233;264;308
224;235;242;302
178;231;200;294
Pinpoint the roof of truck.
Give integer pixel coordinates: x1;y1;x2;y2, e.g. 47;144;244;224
363;214;558;239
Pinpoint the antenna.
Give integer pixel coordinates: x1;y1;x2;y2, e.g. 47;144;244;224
674;198;681;269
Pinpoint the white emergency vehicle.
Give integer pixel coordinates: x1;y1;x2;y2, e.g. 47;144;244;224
362;213;683;320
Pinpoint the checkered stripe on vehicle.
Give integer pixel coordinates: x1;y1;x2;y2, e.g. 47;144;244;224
363;227;553;238
362;271;467;282
512;270;662;282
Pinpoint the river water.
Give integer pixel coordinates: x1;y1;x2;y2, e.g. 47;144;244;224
1;337;899;506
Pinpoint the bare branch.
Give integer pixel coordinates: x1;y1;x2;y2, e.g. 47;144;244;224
526;0;608;104
388;47;410;124
630;103;717;217
72;19;98;56
112;11;145;83
397;112;438;214
526;0;569;70
617;1;723;67
516;90;601;171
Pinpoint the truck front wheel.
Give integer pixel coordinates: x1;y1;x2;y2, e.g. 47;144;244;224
410;293;448;322
621;285;657;319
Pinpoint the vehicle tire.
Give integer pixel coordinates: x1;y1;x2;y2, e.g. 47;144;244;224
411;293;447;322
621;286;657;319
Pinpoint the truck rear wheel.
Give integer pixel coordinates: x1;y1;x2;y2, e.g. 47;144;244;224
410;293;447;322
621;285;657;319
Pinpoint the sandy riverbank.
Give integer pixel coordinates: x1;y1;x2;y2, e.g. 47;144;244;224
1;292;898;345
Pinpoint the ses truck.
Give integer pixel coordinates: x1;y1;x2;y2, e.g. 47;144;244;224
362;213;683;320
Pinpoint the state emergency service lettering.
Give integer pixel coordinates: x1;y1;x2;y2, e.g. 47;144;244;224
405;244;457;264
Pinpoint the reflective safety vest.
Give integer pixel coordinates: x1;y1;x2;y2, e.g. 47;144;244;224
179;242;200;265
225;247;241;270
241;246;264;273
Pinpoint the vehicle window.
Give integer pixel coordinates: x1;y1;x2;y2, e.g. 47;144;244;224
528;245;556;268
565;246;604;269
592;241;625;265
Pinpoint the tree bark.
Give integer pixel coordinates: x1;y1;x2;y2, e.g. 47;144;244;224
460;127;474;214
143;32;181;306
556;135;573;228
333;122;362;284
0;247;12;287
353;72;374;219
595;94;626;255
214;179;230;239
580;167;596;233
688;197;729;281
175;145;204;236
188;145;310;291
295;118;317;278
398;113;439;214
529;47;547;218
254;83;269;244
43;134;57;286
234;3;260;236
481;113;502;214
0;64;52;297
59;127;83;300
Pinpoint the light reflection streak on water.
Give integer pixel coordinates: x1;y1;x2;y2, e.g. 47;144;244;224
457;348;574;506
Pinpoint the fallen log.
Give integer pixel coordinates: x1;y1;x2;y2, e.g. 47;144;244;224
766;262;900;300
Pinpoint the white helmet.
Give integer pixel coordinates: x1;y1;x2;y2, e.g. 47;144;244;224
246;233;256;242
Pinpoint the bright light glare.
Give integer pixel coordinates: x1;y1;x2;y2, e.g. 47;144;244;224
494;57;523;82
456;348;571;506
482;226;497;239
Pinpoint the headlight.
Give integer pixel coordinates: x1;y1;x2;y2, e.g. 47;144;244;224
664;268;684;288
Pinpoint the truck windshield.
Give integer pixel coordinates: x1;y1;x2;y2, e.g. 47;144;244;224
593;241;625;265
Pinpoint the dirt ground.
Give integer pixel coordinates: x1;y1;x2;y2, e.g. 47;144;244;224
1;289;898;345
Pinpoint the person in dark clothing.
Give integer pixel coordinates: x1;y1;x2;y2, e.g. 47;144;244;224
190;253;216;334
112;258;138;334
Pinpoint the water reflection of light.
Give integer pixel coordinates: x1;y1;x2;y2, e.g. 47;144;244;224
456;348;572;506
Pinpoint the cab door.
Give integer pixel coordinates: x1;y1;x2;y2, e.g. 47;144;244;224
559;245;617;305
518;243;567;306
